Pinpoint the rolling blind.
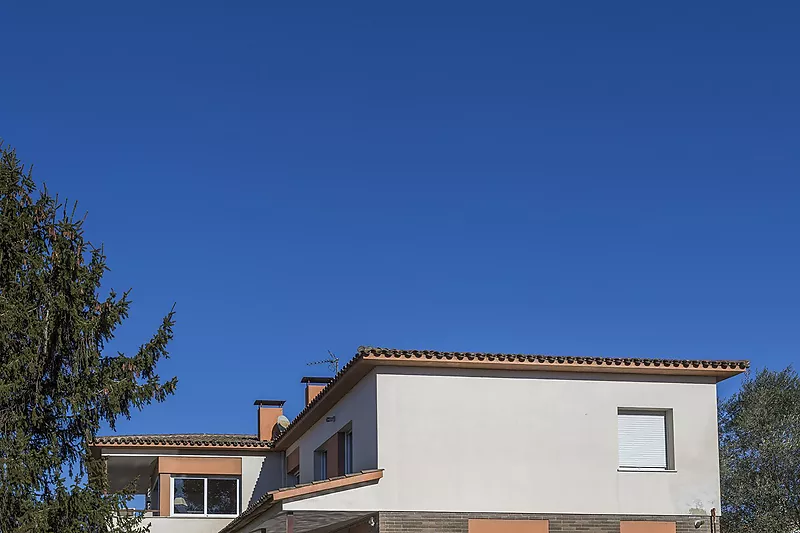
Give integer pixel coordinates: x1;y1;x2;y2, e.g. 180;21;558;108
618;412;667;469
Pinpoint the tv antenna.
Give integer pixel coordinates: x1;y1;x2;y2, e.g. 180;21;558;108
307;350;340;374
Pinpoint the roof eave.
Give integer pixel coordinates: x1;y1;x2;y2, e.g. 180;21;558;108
218;470;384;533
362;353;748;380
273;349;748;450
90;442;274;452
273;357;375;450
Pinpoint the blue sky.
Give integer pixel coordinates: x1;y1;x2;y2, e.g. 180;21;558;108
2;1;798;436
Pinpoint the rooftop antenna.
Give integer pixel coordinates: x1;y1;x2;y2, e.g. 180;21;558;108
307;350;340;374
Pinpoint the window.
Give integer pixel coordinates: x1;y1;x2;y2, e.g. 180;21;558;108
314;450;328;481
343;430;353;474
171;476;239;517
618;410;673;470
173;478;204;514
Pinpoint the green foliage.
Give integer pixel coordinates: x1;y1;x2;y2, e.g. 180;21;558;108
720;366;800;533
0;145;177;532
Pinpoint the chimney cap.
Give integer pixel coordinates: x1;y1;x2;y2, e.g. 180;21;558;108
253;399;286;407
301;376;334;384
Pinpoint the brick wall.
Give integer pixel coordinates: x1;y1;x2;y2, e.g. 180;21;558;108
378;512;713;533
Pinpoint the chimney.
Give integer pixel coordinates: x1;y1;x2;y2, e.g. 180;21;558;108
301;377;333;406
254;400;286;441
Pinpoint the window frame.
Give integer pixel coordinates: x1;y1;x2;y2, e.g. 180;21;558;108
343;430;354;474
617;408;675;472
170;475;240;518
314;449;328;481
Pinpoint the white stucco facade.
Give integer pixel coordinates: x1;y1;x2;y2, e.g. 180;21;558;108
287;371;378;484
244;453;283;503
147;516;234;533
102;449;279;531
286;366;722;517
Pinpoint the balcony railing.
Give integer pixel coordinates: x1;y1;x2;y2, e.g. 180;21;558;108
116;509;161;518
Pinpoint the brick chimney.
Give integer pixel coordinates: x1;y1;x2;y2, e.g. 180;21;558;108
301;377;333;406
254;400;285;441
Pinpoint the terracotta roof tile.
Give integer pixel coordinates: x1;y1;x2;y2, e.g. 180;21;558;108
362;347;750;370
273;346;749;448
218;469;383;533
96;347;750;453
92;433;272;448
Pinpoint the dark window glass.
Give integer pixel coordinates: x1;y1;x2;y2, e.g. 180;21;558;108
344;431;353;474
173;478;204;514
207;478;238;515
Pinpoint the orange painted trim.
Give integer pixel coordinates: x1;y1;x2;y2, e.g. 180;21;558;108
158;473;171;517
270;470;383;502
620;521;677;533
468;519;549;533
157;456;242;476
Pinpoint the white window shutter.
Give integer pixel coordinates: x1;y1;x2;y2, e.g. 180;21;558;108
618;412;667;469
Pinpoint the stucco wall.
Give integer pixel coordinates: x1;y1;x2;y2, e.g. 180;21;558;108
287;367;722;516
105;449;280;525
147;516;232;533
246;452;284;504
138;453;278;530
286;370;378;484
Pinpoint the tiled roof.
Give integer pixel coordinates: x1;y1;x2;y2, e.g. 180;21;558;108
218;469;384;533
361;346;750;371
272;346;749;449
95;347;750;453
92;433;272;448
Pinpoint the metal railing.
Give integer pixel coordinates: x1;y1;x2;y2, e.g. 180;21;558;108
116;509;161;518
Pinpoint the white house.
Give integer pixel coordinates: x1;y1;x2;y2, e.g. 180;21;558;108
92;346;748;533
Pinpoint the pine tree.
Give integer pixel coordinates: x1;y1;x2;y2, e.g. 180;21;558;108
0;144;177;532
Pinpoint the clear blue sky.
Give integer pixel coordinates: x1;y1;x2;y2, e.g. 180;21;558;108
2;1;798;436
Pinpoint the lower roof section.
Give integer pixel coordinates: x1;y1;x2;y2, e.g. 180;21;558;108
91;433;272;450
219;469;383;533
238;511;375;533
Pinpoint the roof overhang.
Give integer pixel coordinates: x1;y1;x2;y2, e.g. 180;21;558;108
230;510;376;533
90;442;273;453
89;434;275;453
219;470;383;533
105;454;157;493
273;347;749;450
